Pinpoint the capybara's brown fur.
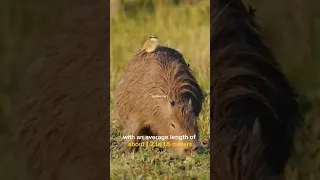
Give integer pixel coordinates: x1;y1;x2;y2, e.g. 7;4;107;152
12;1;109;180
115;46;204;155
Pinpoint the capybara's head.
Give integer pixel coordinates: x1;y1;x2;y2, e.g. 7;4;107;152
159;98;200;155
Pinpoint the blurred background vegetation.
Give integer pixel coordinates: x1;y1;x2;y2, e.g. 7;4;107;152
110;0;210;179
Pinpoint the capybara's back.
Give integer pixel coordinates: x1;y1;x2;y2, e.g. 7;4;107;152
114;46;204;155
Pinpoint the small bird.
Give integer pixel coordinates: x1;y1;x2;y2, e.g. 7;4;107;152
135;35;159;55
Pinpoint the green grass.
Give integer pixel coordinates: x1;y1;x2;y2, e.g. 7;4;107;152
110;0;210;179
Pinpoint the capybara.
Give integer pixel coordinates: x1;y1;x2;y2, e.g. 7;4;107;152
211;0;302;177
114;46;205;155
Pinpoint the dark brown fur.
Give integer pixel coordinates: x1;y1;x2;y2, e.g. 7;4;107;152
115;46;204;155
211;0;302;178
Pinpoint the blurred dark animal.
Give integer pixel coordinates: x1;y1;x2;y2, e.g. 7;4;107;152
211;0;302;178
12;1;109;180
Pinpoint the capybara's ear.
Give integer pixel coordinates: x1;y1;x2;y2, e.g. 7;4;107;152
188;99;192;108
248;5;256;17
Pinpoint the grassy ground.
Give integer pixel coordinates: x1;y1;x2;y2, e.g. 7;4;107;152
110;0;210;179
